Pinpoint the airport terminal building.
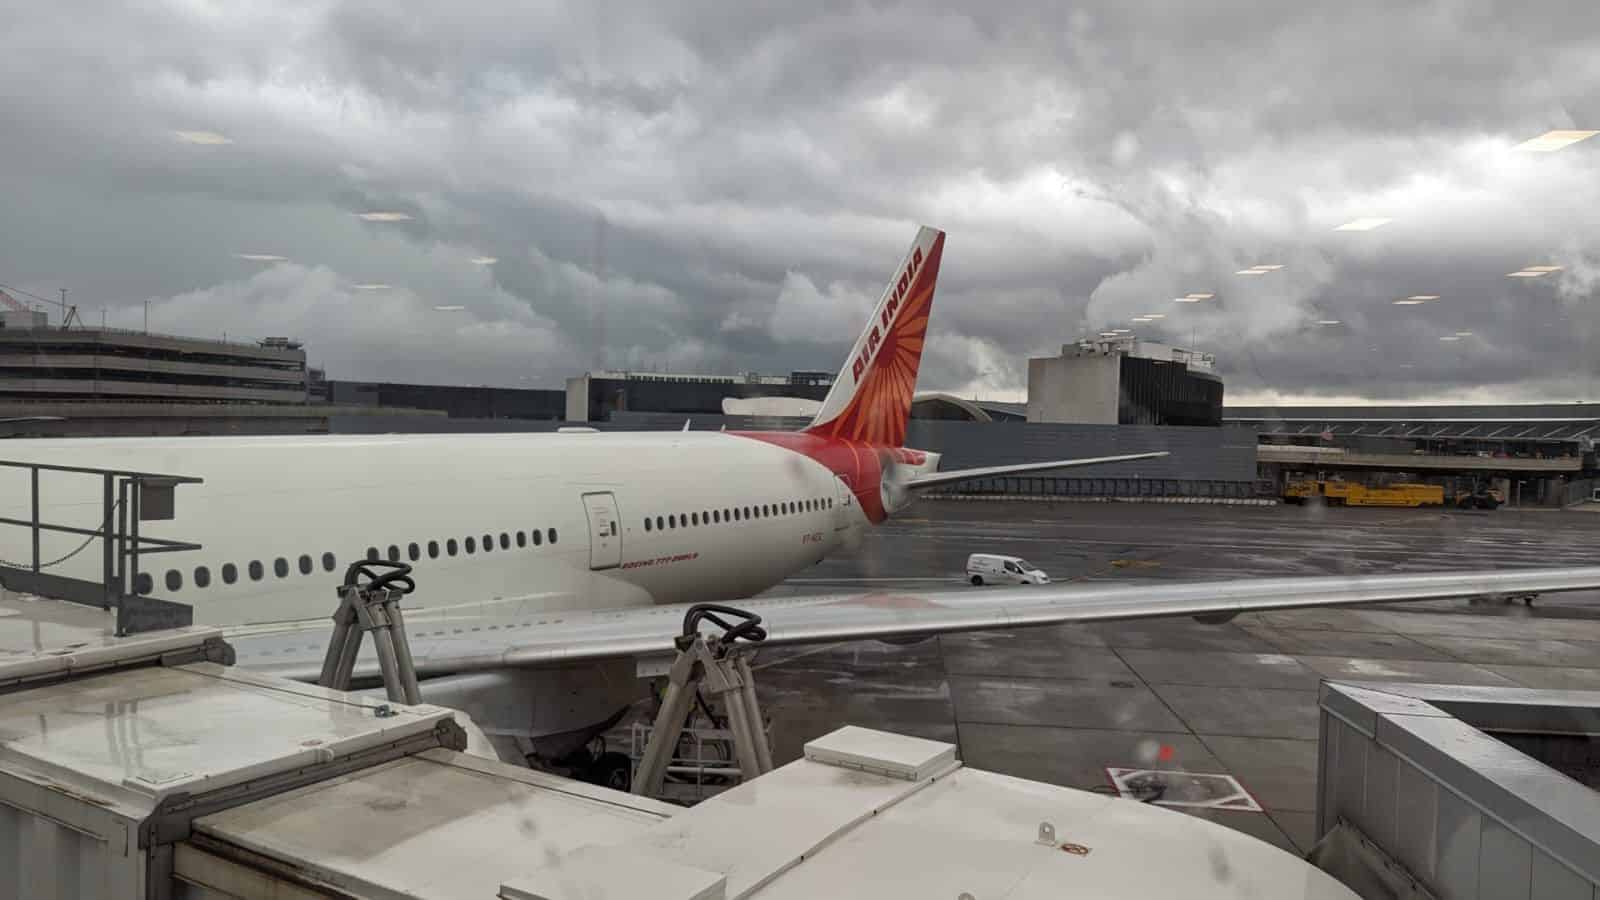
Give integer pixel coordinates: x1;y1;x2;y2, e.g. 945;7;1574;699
1027;338;1224;427
3;315;1595;505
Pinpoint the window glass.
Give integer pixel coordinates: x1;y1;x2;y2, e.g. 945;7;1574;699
656;516;665;530
548;528;557;544
388;544;401;561
645;517;653;531
299;554;313;575
428;540;439;558
249;560;263;581
532;528;543;545
366;546;379;561
668;515;676;529
222;563;238;584
692;512;699;526
516;531;527;547
166;569;182;591
482;534;494;552
447;538;458;556
322;552;337;572
408;542;421;561
465;536;476;553
194;566;210;588
135;572;153;595
274;557;289;578
500;532;510;549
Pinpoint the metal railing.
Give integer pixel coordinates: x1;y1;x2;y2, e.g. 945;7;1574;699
0;459;203;634
0;323;301;353
926;475;1260;500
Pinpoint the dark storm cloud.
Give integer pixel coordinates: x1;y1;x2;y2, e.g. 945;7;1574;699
0;0;1597;401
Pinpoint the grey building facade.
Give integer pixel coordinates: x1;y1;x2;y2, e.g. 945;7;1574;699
0;327;310;404
1028;339;1223;427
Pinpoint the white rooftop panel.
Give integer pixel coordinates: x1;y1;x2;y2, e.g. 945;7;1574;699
500;845;725;900
0;661;451;812
803;724;957;781
623;740;942;897
750;766;1354;899
194;749;675;900
502;727;1359;899
0;592;115;658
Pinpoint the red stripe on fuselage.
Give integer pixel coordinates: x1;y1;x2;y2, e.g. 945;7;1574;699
732;431;897;523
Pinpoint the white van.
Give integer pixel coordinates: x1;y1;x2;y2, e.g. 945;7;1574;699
966;554;1050;586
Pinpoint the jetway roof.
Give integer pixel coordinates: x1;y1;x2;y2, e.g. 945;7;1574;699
194;725;1356;899
0;592;1357;899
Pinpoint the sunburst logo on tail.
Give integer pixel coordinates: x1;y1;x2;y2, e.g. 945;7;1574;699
805;227;945;448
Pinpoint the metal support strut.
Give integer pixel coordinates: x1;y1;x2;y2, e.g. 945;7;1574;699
317;560;422;705
633;604;774;797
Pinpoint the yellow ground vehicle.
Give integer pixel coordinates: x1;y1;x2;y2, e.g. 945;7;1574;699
1283;479;1445;507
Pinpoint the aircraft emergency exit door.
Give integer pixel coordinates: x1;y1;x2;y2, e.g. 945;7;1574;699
583;492;622;570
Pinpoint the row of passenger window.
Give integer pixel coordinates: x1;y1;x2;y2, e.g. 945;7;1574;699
135;527;559;595
643;497;831;532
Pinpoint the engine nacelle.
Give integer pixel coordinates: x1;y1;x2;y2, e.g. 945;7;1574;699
880;473;912;515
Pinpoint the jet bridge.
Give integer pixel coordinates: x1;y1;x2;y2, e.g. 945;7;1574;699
0;590;1364;900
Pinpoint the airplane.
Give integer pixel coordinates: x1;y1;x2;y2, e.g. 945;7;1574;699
3;226;1599;789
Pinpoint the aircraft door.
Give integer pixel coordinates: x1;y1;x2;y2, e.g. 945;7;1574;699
832;476;854;531
583;492;622;570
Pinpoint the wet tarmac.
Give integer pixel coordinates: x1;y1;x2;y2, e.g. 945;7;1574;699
749;500;1600;854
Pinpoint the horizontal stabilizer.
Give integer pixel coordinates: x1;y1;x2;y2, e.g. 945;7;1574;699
904;451;1169;490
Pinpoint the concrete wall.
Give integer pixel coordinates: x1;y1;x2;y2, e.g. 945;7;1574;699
565;375;591;422
326;380;564;420
1319;683;1600;900
1027;351;1119;424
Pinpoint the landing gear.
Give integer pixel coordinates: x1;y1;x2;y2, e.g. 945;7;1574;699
632;604;774;800
545;742;634;792
586;751;632;792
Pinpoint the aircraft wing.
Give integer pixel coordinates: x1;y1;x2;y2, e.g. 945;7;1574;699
228;566;1600;680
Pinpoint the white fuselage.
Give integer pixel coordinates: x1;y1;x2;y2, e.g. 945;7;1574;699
0;432;866;628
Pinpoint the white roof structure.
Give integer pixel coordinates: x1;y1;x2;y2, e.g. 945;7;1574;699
0;592;1358;899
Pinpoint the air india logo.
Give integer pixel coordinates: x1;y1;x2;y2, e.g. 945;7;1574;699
851;246;924;384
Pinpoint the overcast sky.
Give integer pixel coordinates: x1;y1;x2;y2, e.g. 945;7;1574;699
2;0;1597;404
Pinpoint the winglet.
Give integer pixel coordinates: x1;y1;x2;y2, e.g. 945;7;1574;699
805;227;945;448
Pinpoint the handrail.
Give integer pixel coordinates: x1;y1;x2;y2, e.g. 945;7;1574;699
0;459;203;481
0;458;203;634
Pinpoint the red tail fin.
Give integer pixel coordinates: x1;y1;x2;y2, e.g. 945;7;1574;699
804;227;945;447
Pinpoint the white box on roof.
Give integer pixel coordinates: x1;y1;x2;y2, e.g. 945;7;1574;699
803;724;957;781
